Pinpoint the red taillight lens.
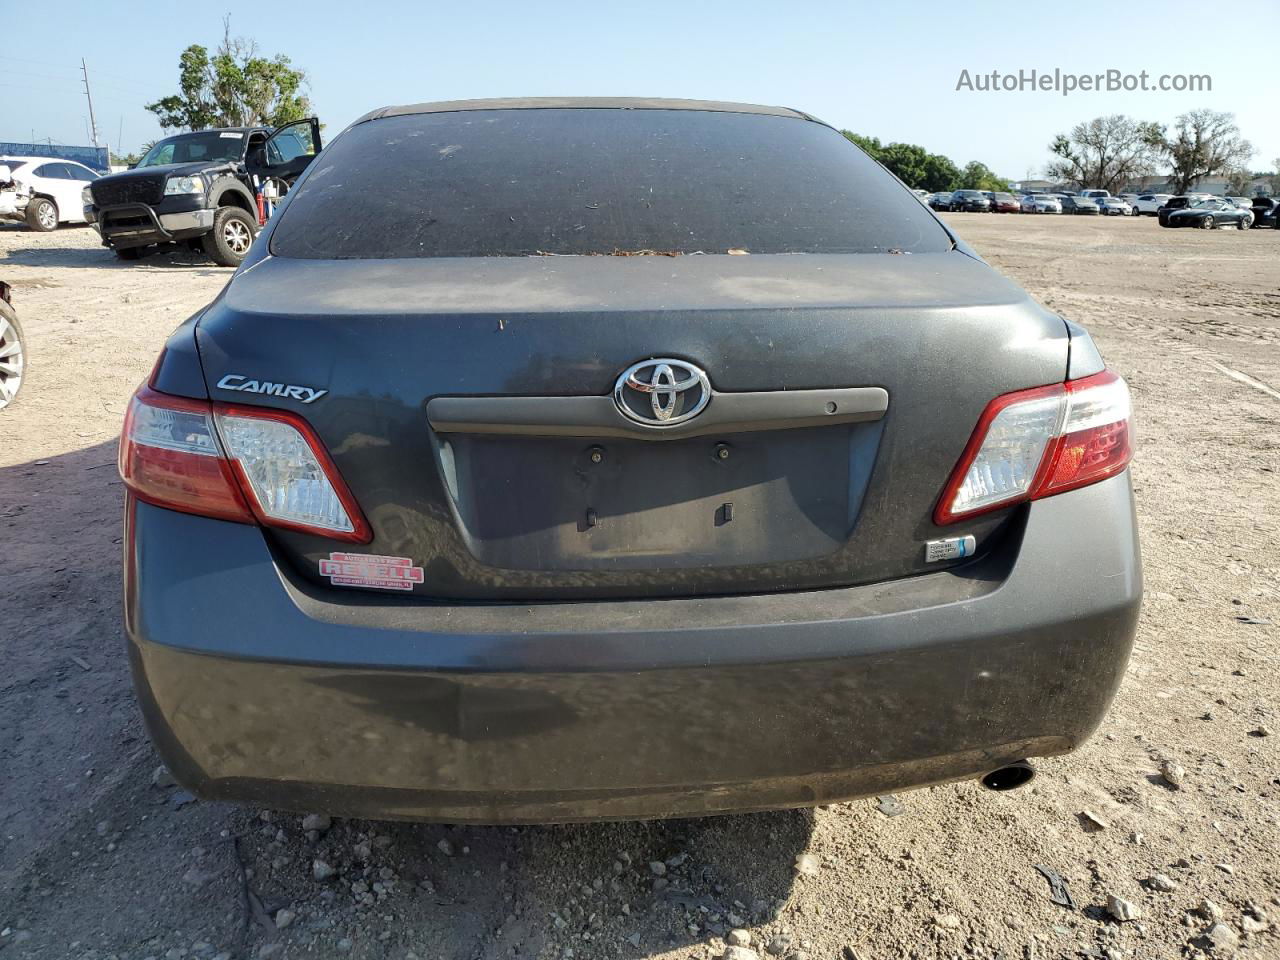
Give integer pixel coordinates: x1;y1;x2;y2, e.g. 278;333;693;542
119;385;371;542
119;387;254;524
935;370;1132;524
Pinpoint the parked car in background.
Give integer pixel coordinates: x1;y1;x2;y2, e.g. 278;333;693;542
0;156;100;231
1117;193;1140;207
1062;195;1100;215
1021;194;1062;214
1248;197;1278;228
1097;197;1133;216
0;280;23;410
84;120;321;265
929;191;954;211
1164;197;1255;230
1132;194;1172;216
950;189;992;212
1079;189;1110;201
1156;195;1209;226
1226;196;1254;209
990;192;1020;213
118;97;1140;823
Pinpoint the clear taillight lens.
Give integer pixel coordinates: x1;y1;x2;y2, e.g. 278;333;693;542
217;412;359;536
119;386;370;542
935;371;1132;524
946;390;1062;516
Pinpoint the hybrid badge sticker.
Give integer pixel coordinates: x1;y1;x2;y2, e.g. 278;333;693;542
319;552;425;591
216;374;327;403
925;535;977;563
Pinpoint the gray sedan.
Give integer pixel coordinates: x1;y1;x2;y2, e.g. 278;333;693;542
119;98;1140;823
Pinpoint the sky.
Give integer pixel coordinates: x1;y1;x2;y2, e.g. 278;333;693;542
2;0;1276;179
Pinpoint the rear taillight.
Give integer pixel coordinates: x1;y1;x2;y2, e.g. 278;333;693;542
935;370;1131;525
119;386;370;542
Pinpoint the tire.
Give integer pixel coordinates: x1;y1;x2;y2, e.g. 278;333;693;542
201;206;257;267
114;246;144;261
25;197;57;232
1198;217;1214;230
1239;215;1253;230
0;298;25;411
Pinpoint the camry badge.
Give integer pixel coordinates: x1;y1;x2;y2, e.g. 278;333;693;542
216;374;327;404
613;359;711;427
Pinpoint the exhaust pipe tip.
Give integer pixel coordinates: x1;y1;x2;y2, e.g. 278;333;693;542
980;760;1036;792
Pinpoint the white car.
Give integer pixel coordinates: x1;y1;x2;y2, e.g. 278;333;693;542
1097;197;1133;216
1131;194;1173;216
1021;194;1062;214
0;156;101;231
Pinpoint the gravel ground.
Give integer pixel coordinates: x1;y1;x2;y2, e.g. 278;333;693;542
0;215;1277;960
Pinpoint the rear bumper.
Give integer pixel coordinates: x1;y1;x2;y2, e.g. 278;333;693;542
125;474;1142;823
0;190;27;220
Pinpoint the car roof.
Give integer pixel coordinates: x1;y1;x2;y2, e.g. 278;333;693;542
357;97;822;125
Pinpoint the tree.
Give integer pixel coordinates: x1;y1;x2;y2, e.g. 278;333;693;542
840;131;883;159
1045;114;1164;192
1159;110;1253;195
840;132;962;191
918;153;961;192
147;18;312;131
956;161;1009;192
1224;169;1255;196
1270;158;1280;197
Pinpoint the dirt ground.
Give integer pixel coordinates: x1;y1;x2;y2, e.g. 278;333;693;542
0;215;1276;960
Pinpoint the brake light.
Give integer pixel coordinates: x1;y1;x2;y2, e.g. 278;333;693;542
935;370;1131;524
119;388;253;524
119;386;370;542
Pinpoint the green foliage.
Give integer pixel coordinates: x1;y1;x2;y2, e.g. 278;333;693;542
840;131;983;192
147;18;312;131
1157;110;1253;196
956;161;1008;192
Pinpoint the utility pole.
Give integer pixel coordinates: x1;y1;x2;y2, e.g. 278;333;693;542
81;58;100;147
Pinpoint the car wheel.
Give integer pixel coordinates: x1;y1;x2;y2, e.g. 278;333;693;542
1198;217;1214;230
25;197;58;232
202;207;257;267
1239;215;1253;230
0;297;26;411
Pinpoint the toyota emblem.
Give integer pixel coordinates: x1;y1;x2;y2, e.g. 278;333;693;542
613;359;711;427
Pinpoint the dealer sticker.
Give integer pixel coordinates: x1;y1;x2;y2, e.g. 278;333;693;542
319;552;424;591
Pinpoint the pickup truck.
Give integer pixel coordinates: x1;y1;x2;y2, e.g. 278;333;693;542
84;119;320;266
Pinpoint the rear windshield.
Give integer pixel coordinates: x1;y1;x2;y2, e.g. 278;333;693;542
270;109;952;259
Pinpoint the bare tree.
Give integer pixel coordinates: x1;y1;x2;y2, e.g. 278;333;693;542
1160;110;1253;195
1225;169;1255;196
1046;115;1164;192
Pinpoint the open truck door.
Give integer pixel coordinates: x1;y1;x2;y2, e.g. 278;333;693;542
254;117;322;183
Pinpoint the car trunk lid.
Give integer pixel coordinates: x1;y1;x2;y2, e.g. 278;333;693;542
194;250;1069;600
